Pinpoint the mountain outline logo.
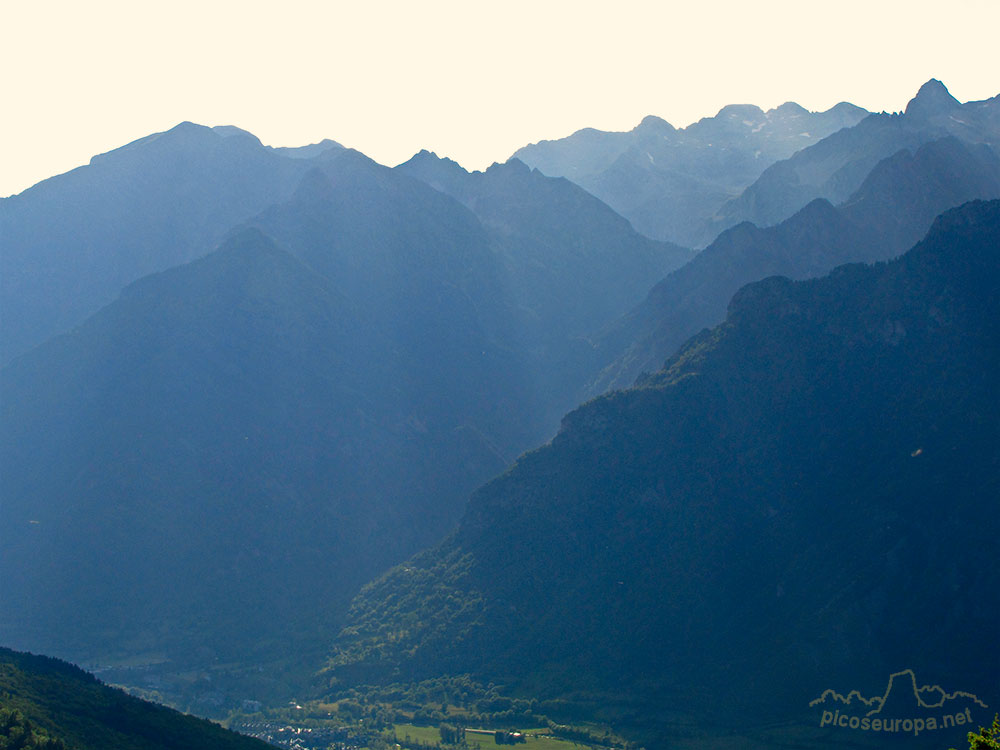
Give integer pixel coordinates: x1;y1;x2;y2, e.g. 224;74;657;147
811;668;988;716
809;669;988;738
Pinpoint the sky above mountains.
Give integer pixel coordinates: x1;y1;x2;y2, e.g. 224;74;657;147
3;0;999;198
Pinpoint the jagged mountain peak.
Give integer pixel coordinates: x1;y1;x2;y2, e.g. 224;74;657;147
905;78;961;118
770;101;809;117
397;148;468;175
409;148;442;161
484;157;532;176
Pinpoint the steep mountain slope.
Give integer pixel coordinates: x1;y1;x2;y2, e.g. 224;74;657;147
396;152;693;415
396;153;692;337
1;133;702;712
246;148;540;452
0;222;525;710
0;122;340;364
513;101;867;246
327;200;1000;748
590;135;1000;392
706;79;1000;240
0;647;270;750
839;136;1000;249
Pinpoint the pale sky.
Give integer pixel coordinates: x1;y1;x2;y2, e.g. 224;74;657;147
2;0;998;198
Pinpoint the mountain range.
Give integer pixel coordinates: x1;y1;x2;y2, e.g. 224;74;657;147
514;99;868;247
325;200;1000;748
514;80;1000;256
588;134;1000;392
0;131;691;710
706;79;1000;240
0;171;525;705
0;122;343;365
395;151;693;413
2;81;998;748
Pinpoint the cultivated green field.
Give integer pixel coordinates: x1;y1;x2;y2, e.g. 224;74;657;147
390;723;592;749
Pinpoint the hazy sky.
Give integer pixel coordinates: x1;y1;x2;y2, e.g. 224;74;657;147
2;0;998;197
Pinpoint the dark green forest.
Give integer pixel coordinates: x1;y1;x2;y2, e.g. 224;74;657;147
0;648;269;750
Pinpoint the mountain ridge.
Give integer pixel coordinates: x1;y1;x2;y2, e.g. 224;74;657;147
587;134;1000;394
0;646;271;750
324;199;1000;747
0;121;335;364
706;79;1000;239
513;98;869;246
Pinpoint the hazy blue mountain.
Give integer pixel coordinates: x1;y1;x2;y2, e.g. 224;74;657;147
590;135;1000;392
326;200;1000;748
839;136;1000;249
244;147;544;453
396;155;692;335
513;100;867;246
0;217;528;711
1;131;701;712
705;79;1000;239
269;137;343;158
396;151;693;417
0;122;331;364
0;646;271;750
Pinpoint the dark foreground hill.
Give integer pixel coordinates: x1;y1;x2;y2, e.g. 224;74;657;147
326;200;1000;748
0;647;269;750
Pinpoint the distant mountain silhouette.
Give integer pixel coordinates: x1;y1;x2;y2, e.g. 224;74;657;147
0;122;332;364
0;159;538;709
905;79;962;119
270;137;343;158
706;79;1000;240
397;150;693;420
396;152;692;339
588;135;1000;393
1;140;697;711
513;100;867;246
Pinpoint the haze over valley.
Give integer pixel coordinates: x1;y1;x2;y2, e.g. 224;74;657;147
2;69;999;750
